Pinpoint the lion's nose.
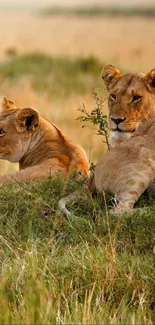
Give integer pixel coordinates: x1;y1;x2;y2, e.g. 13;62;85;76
111;117;126;125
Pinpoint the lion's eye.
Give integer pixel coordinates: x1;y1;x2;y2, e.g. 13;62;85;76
109;93;116;101
0;129;5;136
132;95;142;103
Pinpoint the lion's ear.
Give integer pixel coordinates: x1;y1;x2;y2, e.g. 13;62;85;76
2;96;16;111
16;108;39;132
102;65;121;91
144;68;155;91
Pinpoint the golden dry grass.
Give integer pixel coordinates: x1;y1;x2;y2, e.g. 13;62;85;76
0;13;155;173
0;13;155;70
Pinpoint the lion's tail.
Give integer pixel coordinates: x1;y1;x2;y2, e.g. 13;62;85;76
58;172;95;217
58;190;79;217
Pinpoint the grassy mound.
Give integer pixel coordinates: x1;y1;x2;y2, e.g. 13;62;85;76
0;176;155;323
0;53;103;96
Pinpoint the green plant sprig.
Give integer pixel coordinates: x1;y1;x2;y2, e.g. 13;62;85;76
77;90;110;150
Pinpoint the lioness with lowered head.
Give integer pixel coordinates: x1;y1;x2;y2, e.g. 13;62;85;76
0;97;89;184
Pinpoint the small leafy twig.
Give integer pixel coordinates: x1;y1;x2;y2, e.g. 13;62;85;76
77;90;110;150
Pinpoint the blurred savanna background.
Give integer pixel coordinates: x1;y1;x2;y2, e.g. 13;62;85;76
0;0;155;174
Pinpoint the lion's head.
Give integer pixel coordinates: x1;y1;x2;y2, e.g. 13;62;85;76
102;65;155;147
0;96;39;163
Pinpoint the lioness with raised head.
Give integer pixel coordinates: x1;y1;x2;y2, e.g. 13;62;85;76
59;65;155;216
0;97;89;184
102;65;155;147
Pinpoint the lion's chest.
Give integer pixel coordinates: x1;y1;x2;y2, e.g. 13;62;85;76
110;131;133;148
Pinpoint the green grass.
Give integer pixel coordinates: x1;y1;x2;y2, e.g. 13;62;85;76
0;53;103;96
40;6;155;18
0;175;155;324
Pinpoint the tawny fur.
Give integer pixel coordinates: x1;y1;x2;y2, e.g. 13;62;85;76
0;97;89;185
102;65;155;148
94;116;155;212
